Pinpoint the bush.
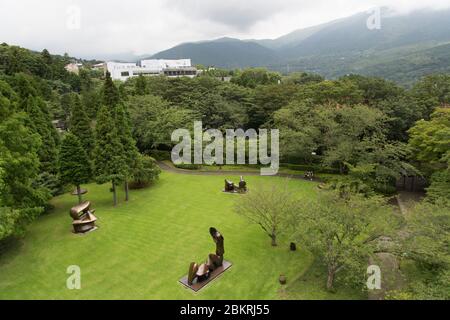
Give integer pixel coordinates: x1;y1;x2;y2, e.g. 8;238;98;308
129;155;161;189
280;163;339;174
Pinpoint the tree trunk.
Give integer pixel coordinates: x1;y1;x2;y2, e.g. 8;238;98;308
76;185;82;204
271;233;277;246
112;181;117;206
124;180;129;201
327;267;335;290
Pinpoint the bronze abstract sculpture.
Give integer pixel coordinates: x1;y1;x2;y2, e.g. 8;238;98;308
70;201;97;233
238;176;247;193
224;179;235;192
304;171;314;181
224;176;247;193
187;227;225;285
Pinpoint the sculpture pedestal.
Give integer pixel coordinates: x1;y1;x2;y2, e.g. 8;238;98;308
179;260;232;292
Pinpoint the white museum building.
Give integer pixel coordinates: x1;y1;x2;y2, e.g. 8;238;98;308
106;59;197;81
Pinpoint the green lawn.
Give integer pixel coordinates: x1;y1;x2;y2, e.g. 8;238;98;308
0;171;363;299
164;160;338;180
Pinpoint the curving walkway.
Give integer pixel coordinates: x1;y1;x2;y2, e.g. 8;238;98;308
157;161;322;183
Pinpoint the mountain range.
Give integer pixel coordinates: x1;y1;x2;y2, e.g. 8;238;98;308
150;7;450;86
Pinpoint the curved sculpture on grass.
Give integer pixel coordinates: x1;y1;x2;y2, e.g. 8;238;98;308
70;201;97;233
187;227;225;285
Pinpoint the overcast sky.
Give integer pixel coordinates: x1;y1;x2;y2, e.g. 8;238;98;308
1;0;449;59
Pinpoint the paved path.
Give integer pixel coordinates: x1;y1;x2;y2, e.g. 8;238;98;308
157;161;322;183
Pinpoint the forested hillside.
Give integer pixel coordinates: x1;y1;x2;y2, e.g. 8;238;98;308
152;8;450;86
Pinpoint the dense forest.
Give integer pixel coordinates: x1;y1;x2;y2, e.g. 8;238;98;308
0;43;449;299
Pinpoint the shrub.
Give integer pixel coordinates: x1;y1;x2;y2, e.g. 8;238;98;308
129;155;161;189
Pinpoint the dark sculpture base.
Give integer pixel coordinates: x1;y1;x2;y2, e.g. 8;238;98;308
179;260;232;292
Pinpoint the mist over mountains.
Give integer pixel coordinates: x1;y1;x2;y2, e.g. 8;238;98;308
151;8;450;85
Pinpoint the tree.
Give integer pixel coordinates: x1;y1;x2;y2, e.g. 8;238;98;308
294;79;364;106
273;101;321;164
319;104;386;174
274;101;388;173
392;199;450;300
134;74;147;95
247;83;298;128
283;72;324;85
58;133;91;203
408;108;450;201
114;103;139;201
79;68;93;92
234;181;297;246
40;49;53;79
408;108;450;165
348;139;418;194
426;169;450;203
231;68;281;88
81;89;102;119
93;106;127;206
102;71;120;108
0;84;48;241
129;155;161;189
287;192;395;290
406;199;450;269
125;94;193;152
375;96;423;142
189;92;247;130
99;72;137;202
412;74;450;120
21;96;59;173
69;95;94;157
8;73;60;174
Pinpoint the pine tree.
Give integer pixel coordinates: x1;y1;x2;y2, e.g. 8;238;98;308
93;105;127;206
115;104;139;201
41;49;52;65
70;95;94;157
58;133;91;204
101;73;139;201
102;71;120;108
22;96;59;173
60;93;74;125
40;49;53;79
0;84;45;240
11;74;59;173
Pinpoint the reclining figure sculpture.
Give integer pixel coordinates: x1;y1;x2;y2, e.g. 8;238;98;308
187;227;225;285
70;201;97;233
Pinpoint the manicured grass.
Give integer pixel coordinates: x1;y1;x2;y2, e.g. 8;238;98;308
164;160;338;179
0;171;360;299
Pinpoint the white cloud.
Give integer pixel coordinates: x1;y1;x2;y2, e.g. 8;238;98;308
0;0;449;59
